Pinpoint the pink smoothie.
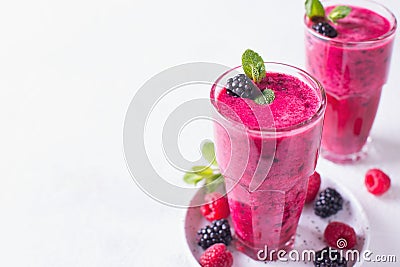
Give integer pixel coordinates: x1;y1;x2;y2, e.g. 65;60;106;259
305;5;395;159
216;73;320;129
211;70;325;260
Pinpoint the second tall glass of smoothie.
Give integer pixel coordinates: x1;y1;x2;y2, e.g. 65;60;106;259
211;63;326;260
304;0;397;163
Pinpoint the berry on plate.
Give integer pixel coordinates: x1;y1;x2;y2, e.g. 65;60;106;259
324;221;357;250
365;168;391;196
197;219;232;250
200;192;230;221
314;247;347;267
314;188;343;218
305;171;321;203
199;243;233;267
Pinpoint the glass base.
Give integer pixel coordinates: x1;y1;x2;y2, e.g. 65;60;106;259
321;138;371;164
233;235;295;261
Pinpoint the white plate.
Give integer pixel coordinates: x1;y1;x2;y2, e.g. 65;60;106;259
184;176;370;266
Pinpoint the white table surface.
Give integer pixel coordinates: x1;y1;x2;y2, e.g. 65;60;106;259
1;0;399;266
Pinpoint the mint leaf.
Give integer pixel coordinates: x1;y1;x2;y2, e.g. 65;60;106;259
254;89;275;105
201;141;218;166
254;95;267;105
183;141;225;193
263;89;275;104
242;49;266;83
191;166;213;176
205;174;224;193
183;173;205;185
183;166;212;185
205;173;222;184
305;0;325;20
328;6;351;23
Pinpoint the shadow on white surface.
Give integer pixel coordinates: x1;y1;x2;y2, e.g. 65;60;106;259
359;136;400;166
377;184;400;202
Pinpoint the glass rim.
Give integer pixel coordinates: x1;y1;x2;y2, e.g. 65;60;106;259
303;0;397;46
210;62;327;134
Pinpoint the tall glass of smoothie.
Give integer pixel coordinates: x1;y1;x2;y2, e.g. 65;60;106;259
210;62;326;260
304;0;397;163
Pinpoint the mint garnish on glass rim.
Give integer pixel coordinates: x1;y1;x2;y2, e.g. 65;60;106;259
305;0;325;20
254;89;275;105
305;0;351;22
241;49;266;84
240;49;275;105
328;6;352;23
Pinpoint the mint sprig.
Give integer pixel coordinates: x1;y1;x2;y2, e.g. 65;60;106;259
241;49;275;105
183;166;213;185
183;141;224;193
254;89;275;105
242;49;266;83
305;0;351;22
201;141;218;166
328;6;351;23
305;0;325;20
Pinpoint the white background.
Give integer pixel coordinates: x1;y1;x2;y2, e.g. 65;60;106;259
0;0;399;266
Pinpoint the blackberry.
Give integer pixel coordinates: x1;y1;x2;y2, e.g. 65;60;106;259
312;22;338;38
314;247;347;267
197;219;232;250
226;74;261;99
314;188;343;218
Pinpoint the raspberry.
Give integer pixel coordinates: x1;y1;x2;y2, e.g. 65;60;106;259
199;243;233;267
314;188;343;218
200;192;230;221
197;219;232;250
324;222;357;250
305;171;321;203
312;22;338;38
226;74;261;99
314;247;347;267
365;168;391;196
